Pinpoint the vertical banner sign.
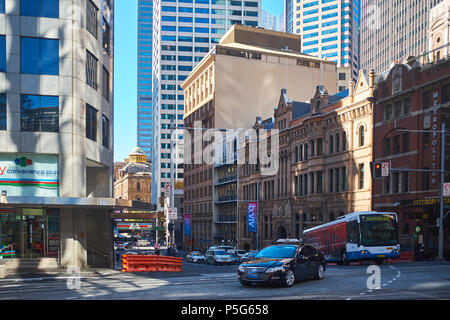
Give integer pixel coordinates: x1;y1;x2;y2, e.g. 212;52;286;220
184;214;191;236
248;202;258;233
431;90;439;185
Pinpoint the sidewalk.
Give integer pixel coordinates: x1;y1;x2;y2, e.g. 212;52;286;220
2;267;121;281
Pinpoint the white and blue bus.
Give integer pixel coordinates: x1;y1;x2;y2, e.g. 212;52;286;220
303;211;400;265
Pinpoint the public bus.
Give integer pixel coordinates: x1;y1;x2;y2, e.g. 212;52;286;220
303;211;400;265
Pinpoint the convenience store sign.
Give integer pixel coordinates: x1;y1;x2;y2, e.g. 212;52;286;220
0;154;59;197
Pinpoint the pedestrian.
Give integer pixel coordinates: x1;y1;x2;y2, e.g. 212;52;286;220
155;242;160;255
172;243;178;257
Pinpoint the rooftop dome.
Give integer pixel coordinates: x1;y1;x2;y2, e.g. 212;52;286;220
129;147;147;163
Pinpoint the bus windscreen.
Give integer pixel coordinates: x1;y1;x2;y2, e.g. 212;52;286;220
360;214;398;246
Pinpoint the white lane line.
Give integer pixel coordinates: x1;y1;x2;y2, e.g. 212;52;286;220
345;298;352;300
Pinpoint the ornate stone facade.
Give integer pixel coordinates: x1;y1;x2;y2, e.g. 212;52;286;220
238;70;376;251
114;148;152;203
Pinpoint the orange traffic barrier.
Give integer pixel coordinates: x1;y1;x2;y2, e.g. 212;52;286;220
122;254;183;272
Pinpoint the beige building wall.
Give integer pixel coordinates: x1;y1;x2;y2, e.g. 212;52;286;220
213;52;337;129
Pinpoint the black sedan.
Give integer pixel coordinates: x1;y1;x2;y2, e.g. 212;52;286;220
237;242;326;287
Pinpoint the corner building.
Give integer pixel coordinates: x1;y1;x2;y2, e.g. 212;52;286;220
238;70;375;250
0;0;117;269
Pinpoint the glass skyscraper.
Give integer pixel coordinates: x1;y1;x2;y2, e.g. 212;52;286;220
151;0;261;205
287;0;361;79
137;0;154;158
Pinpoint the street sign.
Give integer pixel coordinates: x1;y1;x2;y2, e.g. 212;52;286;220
168;207;177;220
443;183;450;197
382;162;390;177
415;226;421;233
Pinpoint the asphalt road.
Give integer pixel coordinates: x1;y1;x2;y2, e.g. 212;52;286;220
0;261;449;300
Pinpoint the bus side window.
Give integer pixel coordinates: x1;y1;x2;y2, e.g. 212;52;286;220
347;221;359;245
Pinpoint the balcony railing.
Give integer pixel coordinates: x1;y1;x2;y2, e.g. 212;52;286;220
215;175;238;185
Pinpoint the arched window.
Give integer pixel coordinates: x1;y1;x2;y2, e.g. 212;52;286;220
336;133;340;152
304;143;308;160
359;126;365;146
329;135;334;154
299;144;303;161
294;146;299;162
137;182;141;191
342;131;347;151
329;212;335;221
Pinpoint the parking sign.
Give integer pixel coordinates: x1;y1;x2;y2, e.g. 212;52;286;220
444;183;450;197
382;162;390;177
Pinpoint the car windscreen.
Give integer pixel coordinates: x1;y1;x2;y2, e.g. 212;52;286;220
214;250;227;255
192;252;202;256
254;245;297;259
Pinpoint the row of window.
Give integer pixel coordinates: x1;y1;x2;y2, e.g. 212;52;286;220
0;93;110;148
293;130;353;163
294;167;349;196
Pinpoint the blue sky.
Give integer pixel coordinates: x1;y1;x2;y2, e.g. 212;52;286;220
113;0;283;162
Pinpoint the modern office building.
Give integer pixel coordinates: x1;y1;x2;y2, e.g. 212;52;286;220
137;0;154;158
181;25;339;249
285;0;294;33
261;9;284;32
151;0;261;206
0;0;124;270
360;0;445;74
287;0;361;80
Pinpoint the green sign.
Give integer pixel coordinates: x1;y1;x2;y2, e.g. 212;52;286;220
415;226;421;233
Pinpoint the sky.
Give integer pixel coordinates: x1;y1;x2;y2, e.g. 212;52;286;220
113;0;283;163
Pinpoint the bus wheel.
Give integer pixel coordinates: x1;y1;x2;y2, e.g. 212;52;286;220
341;250;349;266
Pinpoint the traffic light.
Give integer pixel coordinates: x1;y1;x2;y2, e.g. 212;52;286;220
371;161;383;179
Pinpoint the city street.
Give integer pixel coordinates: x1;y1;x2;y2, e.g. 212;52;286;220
0;262;449;300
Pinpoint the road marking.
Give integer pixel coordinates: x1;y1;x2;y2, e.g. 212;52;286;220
345;298;352;300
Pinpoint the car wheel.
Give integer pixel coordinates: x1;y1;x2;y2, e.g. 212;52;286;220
314;264;325;280
214;260;218;266
283;269;295;287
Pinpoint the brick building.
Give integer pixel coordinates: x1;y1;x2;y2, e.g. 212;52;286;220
237;70;376;251
372;55;450;259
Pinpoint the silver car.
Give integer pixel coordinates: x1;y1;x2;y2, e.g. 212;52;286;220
186;251;206;263
206;249;232;265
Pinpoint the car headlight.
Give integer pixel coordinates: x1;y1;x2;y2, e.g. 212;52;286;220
265;266;286;273
238;265;245;272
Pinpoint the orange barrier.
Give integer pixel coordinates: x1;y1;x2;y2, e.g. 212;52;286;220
122;254;183;272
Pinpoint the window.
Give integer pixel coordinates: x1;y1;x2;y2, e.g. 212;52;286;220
0;0;4;13
102;114;110;148
384;104;392;120
423;170;430;191
359;126;365;146
310;140;315;156
102;18;111;55
423;90;431;108
317;138;323;156
21;0;59;18
402;133;410;153
335;133;340;152
21;37;59;75
393;135;400;154
295;146;299;162
102;67;110;101
393;172;399;193
0;93;5;130
328;169;334;193
317;171;323;193
339;72;346;80
0;35;5;72
329;135;334;154
86;104;98;141
86;0;99;39
86;50;98;90
394;101;402;118
403;98;411;115
358;163;364;189
443;83;450;104
342;131;347;151
383;137;391;156
20;95;59;132
401;172;409;193
383;176;390;194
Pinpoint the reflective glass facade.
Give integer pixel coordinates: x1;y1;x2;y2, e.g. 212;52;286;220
151;0;261;205
137;0;154;158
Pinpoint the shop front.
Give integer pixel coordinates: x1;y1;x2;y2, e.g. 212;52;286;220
0;208;60;260
392;197;450;260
